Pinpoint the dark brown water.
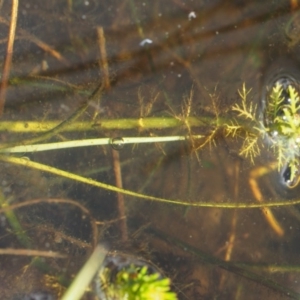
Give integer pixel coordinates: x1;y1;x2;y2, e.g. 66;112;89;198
1;0;300;299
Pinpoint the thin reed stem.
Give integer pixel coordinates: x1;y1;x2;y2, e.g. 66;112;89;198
1;155;300;209
0;248;66;258
0;0;18;115
0;135;203;153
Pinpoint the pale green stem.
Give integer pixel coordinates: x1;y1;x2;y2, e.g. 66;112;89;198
0;135;204;153
61;244;108;300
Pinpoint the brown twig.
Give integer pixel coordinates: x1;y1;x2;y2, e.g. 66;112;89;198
112;149;128;242
30;223;92;249
0;248;66;258
0;198;98;248
18;32;70;66
0;0;18;116
97;26;111;90
96;26;127;240
95;215;127;225
0;16;70;66
290;0;298;11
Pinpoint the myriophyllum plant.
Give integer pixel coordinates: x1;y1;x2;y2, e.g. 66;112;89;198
228;79;300;188
265;82;300;186
96;264;177;300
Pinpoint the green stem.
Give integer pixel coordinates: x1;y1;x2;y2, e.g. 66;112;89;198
61;244;108;300
1;155;300;209
0;116;257;135
0;82;104;149
0;188;31;248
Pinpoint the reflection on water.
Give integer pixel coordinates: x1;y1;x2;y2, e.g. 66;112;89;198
1;0;300;299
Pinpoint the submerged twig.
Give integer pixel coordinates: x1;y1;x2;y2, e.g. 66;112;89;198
97;26;111;90
0;248;66;258
0;16;70;66
112;149;128;242
0;0;18;116
97;26;128;241
0;198;98;248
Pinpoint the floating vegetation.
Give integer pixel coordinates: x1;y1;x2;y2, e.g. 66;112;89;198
225;78;300;188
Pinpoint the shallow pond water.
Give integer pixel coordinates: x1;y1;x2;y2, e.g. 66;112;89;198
1;0;300;299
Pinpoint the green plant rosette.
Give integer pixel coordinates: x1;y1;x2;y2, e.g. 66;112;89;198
263;73;300;187
94;252;177;300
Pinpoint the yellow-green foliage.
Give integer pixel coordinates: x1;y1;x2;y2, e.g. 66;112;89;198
226;83;262;163
230;81;300;184
267;83;300;183
97;265;177;300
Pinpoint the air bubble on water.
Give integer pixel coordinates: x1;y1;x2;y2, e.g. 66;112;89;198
110;137;124;150
140;39;153;47
188;11;196;21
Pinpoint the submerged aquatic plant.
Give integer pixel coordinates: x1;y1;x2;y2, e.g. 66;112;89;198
229;79;300;187
96;263;177;300
61;245;177;300
227;83;262;163
265;82;300;186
